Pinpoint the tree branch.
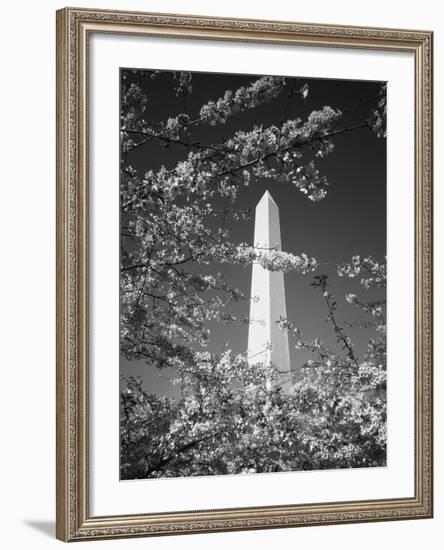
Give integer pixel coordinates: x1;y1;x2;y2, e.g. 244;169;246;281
313;275;359;368
123;128;210;150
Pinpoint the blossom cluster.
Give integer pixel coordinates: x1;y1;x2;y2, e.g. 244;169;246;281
338;255;386;288
173;71;193;96
234;246;316;274
368;84;387;138
200;76;287;125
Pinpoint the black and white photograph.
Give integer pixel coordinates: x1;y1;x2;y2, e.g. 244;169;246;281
119;68;387;480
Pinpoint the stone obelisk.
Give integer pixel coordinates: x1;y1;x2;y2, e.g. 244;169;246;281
247;190;291;387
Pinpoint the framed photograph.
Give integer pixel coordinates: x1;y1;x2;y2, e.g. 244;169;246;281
56;7;433;542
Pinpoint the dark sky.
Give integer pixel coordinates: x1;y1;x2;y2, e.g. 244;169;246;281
120;68;386;398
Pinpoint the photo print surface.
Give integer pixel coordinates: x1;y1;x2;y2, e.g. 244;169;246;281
119;68;387;480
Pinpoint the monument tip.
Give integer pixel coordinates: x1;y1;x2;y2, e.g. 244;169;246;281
258;189;277;206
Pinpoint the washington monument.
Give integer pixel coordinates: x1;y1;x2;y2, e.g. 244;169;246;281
247;190;291;387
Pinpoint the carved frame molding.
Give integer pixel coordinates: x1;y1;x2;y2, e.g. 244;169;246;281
56;7;433;542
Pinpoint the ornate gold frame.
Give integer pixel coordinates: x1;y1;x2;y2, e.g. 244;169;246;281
56;7;433;542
